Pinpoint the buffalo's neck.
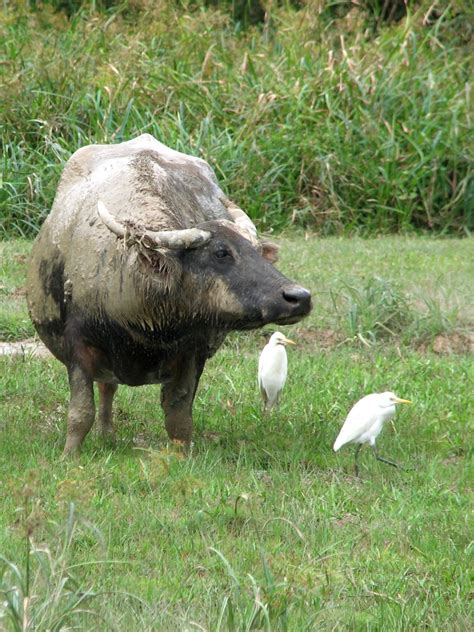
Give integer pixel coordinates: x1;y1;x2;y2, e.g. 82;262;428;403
69;313;225;386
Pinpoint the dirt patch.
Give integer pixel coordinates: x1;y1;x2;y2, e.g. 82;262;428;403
1;329;472;360
418;331;474;355
0;284;26;298
432;332;474;354
296;327;474;354
9;286;27;298
332;513;358;528
0;338;52;359
295;328;342;349
442;455;465;466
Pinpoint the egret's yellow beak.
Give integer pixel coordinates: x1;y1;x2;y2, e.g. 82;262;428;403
394;397;412;404
283;337;296;346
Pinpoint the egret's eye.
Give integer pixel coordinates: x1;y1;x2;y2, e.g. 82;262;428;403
214;248;231;260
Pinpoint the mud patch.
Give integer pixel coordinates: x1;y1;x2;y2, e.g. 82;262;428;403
0;338;52;359
0;284;26;298
419;331;474;355
296;327;474;354
442;455;465;466
332;513;358;528
295;328;342;349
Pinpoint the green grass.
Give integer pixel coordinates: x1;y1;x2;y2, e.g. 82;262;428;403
1;237;473;629
0;503;113;631
0;241;35;341
277;235;474;338
1;0;473;238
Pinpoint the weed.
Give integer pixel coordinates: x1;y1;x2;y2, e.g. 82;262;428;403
330;275;467;346
1;503;100;631
0;313;35;342
331;276;413;345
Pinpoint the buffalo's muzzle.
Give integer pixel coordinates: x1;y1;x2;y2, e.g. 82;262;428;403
282;286;312;314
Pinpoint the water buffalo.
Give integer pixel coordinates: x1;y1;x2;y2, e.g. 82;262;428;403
27;134;311;455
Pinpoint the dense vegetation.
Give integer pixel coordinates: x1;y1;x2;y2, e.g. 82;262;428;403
1;0;472;237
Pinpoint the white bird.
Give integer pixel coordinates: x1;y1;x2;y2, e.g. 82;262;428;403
333;391;412;475
258;332;296;412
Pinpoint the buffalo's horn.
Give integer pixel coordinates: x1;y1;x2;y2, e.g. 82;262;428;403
97;201;126;237
143;227;211;250
97;201;211;250
221;197;258;245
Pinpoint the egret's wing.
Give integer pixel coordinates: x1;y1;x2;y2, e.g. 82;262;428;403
333;396;378;450
266;346;287;387
258;347;269;405
258;345;287;409
258;346;268;391
280;352;288;389
258;375;268;404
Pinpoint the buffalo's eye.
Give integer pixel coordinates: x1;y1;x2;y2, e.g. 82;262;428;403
214;248;232;260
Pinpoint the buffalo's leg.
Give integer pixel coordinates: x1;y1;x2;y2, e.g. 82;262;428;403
63;365;95;456
161;355;204;445
97;382;118;444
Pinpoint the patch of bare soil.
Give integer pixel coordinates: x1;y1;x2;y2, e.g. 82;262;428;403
296;327;474;354
331;513;358;528
10;286;26;298
295;328;342;349
0;284;26;298
0;338;52;358
420;331;474;355
442;455;465;466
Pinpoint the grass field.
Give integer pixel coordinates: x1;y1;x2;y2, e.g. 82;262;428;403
0;237;472;630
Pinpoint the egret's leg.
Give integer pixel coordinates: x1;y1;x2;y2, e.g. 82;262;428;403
372;446;403;470
354;444;362;477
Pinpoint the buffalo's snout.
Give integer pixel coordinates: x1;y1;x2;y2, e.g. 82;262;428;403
283;286;312;314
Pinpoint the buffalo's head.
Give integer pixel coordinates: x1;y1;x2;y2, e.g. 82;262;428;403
98;201;311;330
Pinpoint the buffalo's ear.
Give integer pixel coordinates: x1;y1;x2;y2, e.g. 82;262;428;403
137;247;180;284
261;240;279;263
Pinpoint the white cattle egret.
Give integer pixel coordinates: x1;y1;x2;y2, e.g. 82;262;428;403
333;391;412;475
258;332;296;412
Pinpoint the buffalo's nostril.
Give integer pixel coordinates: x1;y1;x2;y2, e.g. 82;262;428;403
283;286;311;306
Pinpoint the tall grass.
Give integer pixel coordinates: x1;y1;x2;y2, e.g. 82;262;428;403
330;276;460;346
1;502;102;631
0;0;472;238
0;491;148;631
